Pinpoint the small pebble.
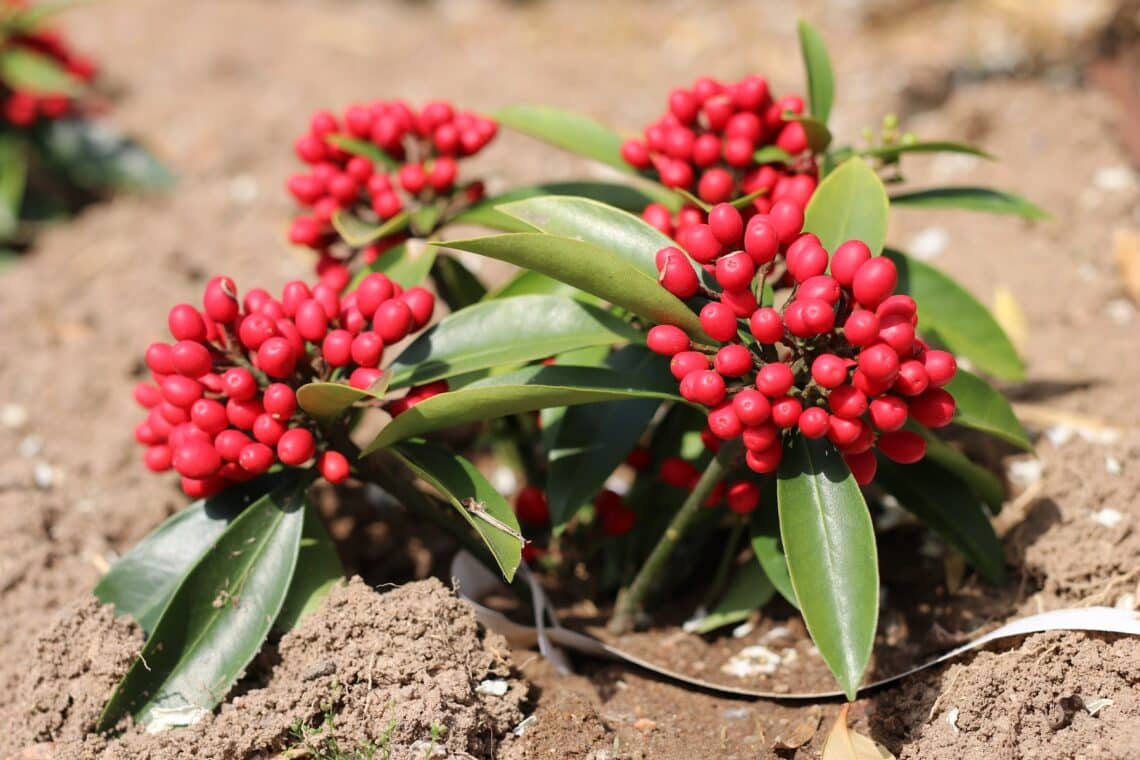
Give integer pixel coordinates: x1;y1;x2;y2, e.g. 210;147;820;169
19;436;43;458
475;678;509;697
1104;299;1135;326
33;462;54;490
1094;166;1137;192
1091;508;1124;528
227;174;258;204
0;403;27;430
1105;456;1122;475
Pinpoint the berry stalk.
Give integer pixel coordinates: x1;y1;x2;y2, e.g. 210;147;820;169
608;441;738;635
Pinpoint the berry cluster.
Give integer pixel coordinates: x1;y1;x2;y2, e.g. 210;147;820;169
132;272;436;497
620;74;818;237
0;5;96;127
647;201;957;486
286;99;497;288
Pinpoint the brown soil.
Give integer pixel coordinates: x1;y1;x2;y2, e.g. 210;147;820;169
1;1;1139;758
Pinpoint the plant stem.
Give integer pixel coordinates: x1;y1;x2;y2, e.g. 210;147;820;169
608;442;737;634
705;517;745;608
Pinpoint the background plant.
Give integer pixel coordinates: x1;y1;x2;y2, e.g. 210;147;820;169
93;19;1043;733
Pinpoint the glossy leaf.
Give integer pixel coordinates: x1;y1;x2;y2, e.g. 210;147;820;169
93;475;290;634
750;501;798;609
97;477;308;730
38;118;173;192
296;376;389;424
391;439;522;581
803;156;889;255
861;140;993;162
331;209;409;247
493;104;628;172
885;249;1024;381
0;135;27;238
0;47;79;94
545;345;665;527
439;233;708;339
275;501;343;631
363;364;681;454
786;114;833;152
362;240;438;289
453;181;678;233
876;458;1007;585
753;145;794;165
945;370;1033;451
431;253;486;310
387;294;636;390
324;134;399;170
797;20;835;124
915;426;1004;513
691;557;775;634
778;435;878;700
890;187;1048;219
483;268;590;301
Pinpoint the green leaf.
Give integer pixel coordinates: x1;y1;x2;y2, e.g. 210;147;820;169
915;426;1004;513
0;47;79;95
440;232;708;340
363;364;682;454
37;118;173;192
331;209;409;247
97;476;309;730
797;20;835;124
778;435;878;700
387;294;637;390
483;269;591;301
545;346;665;527
493;104;628;172
296;376;390;424
431;253;486;310
353;240;437;289
753;145;794;165
391;440;522;581
275;501;343;631
691;556;776;634
0;135;28;238
93;475;288;634
861;140;993;162
803;156;889;255
885;249;1024;381
324;134;399;170
453;181;678;233
889;187;1048;219
875;457;1007;585
750;501;798;609
945;370;1033;451
786;114;833;152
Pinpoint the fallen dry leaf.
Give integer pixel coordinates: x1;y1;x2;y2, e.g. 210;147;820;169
992;286;1027;351
821;704;896;760
774;706;821;749
1113;228;1140;304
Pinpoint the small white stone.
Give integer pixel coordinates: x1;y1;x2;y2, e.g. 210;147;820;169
1082;697;1114;716
18;435;42;458
1104;299;1135;326
945;707;960;733
475;678;510;697
512;715;537;737
227;174;258;204
33;462;54;490
1094;166;1137;192
731;621;754;639
721;707;751;720
1007;458;1044;488
1091;508;1124;528
721;644;782;677
908;226;950;261
681;607;708;633
1114;593;1136;611
0;404;27;430
1105;456;1122;475
761;626;792;644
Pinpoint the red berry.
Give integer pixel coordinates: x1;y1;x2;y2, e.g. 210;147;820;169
621;139;651;168
134;382;163;409
350;332;385;368
278;427;317;466
843;310;880;347
238;442;275;474
400;287;436;329
893;359;930;396
715;251;756;291
853;368;893;397
318;450;351;484
221;367;257;401
720;288;758;318
162;375;203;408
742;421;779;451
350;367;384;390
660;457;699;488
670;350;708;381
698;168;734;204
374;299;413;343
744;217;780;265
714;344;753;377
798;407;830;438
144;445;172;473
745;445;783;474
253;413;287;446
841;420;875;455
238;313;278;350
707;403;743;440
770;396;803;428
923;350;957;387
876;295;918;325
689;370;727;406
909;388;956;428
263;383;297;420
877;430;926;464
658;159;693;188
203;277;240;323
829;384;868;419
642;204;674;236
878;314;915;356
602;506;636;536
786;240;828;283
798;298;836;334
322;329;354;367
749;307;784;344
768;200;804;245
869;395;908;432
227;398;264;430
677;224;721;264
647;325;690;356
810;354;847;389
257;337;297;379
168;304;208;342
511;485;548;525
844;450;877;486
830;241;871;288
398;163;426;194
173;440;222;479
145;342;176;375
726;481;760;514
669;88;700;123
858;344;900;386
798;275;841;304
827;414;863;447
288;216;324;248
356;273;395;318
755;362;794;397
625;447;652;471
190;399;228;435
700;302;738;342
428;157;458;191
775;121;809;154
170;340;212;378
215;429;251;462
181;476;226;499
733;389;771;425
708;203;744;246
723;136;755;167
295;299;329;342
852;257;898;309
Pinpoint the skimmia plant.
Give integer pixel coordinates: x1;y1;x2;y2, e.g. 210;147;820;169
0;0;169;254
94;21;1042;732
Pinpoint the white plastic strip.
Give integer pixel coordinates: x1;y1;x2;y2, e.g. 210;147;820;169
451;551;1140;699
